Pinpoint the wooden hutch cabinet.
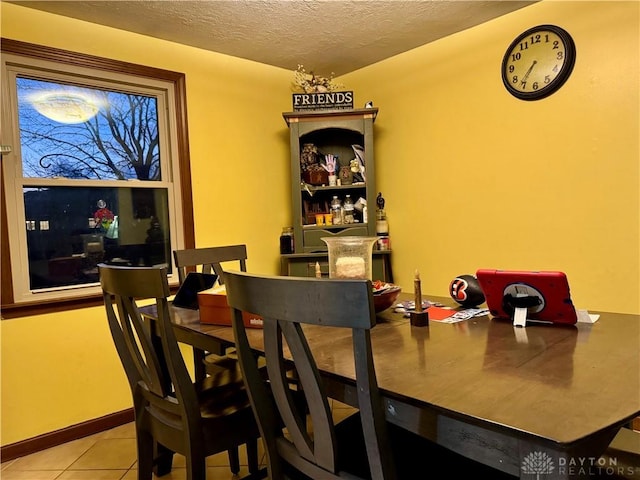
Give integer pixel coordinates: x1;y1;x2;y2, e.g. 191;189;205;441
280;108;392;281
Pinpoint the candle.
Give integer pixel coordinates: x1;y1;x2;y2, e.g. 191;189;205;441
315;261;322;278
414;269;422;312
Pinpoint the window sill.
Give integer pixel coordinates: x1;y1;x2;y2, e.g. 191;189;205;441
1;285;179;319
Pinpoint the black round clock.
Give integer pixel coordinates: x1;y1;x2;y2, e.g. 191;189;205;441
501;24;576;101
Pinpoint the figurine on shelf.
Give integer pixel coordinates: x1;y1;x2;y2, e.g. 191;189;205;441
350;159;363;183
375;192;389;249
351;144;366;182
301;143;328;185
300;143;318;172
339;165;353;185
322;154;338;186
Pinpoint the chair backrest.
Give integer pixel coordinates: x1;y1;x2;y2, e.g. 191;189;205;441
173;245;247;285
224;270;396;480
99;264;200;431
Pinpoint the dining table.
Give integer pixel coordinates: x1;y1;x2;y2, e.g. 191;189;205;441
141;293;640;479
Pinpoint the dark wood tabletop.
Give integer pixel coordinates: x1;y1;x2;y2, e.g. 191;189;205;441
142;294;640;479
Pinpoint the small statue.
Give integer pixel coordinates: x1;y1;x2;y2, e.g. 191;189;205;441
351;144;365;182
339;165;353;185
300;143;318;172
376;192;385;211
350;159;363;183
322;154;337;176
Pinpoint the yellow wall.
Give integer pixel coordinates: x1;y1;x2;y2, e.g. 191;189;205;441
343;0;639;315
1;0;638;446
0;3;292;445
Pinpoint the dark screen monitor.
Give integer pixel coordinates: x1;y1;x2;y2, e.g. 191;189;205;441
476;269;577;325
172;272;218;310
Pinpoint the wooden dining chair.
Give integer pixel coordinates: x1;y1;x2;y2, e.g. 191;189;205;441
173;244;249;381
224;271;516;479
99;264;264;480
600;426;640;479
173;244;247;285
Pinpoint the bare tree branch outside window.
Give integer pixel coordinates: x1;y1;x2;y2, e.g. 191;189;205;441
14;76;170;292
18;77;160;181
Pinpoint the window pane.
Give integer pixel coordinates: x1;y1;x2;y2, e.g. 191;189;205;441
17;77;161;181
2;45;188;308
25;186;171;290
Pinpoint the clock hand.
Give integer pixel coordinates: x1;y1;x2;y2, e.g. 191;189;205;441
521;60;537;84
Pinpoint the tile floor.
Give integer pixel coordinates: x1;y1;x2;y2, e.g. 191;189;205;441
1;401;356;480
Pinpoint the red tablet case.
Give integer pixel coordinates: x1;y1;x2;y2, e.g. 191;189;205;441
475;269;577;325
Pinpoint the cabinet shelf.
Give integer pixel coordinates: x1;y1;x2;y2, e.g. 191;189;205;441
301;183;365;193
302;224;364;230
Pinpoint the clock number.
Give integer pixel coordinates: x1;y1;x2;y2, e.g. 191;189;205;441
532;81;539;90
519;41;529;51
508;65;515;73
511;76;519;85
552;40;560;50
556;51;564;60
511;52;521;62
544;75;551;85
529;34;542;45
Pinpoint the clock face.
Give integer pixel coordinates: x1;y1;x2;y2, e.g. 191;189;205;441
502;25;576;100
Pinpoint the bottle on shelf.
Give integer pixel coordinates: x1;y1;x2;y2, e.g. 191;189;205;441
375;208;389;235
376;210;390;250
279;226;294;254
343;195;355;224
331;196;343;225
375;192;390;250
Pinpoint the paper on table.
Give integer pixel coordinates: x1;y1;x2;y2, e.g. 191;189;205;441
427;306;457;321
394;303;487;323
577;309;599;323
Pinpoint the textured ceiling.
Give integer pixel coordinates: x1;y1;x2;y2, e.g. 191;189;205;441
7;0;537;76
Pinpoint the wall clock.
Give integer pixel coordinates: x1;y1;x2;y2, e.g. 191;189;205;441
501;24;576;101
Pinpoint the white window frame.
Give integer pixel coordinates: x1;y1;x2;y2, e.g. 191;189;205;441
1;40;194;314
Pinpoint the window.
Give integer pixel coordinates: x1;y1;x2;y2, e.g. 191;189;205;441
1;39;195;317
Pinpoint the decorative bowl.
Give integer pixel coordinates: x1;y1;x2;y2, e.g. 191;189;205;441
373;285;402;313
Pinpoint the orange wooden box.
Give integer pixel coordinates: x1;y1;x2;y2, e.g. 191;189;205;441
197;286;263;329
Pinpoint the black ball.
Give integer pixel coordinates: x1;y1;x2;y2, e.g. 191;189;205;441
449;274;485;307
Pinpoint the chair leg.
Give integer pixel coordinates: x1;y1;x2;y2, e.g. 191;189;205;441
228;447;240;474
247;439;259;474
136;430;154;480
153;441;174;477
193;348;207;382
186;452;207;480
